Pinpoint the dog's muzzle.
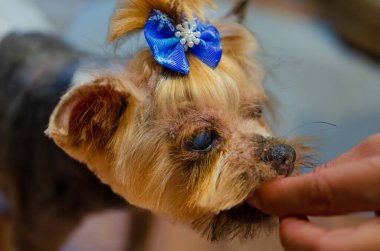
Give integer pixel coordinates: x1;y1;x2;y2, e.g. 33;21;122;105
255;137;297;176
267;144;296;176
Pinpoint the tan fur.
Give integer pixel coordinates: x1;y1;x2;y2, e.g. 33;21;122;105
109;0;216;42
47;0;311;241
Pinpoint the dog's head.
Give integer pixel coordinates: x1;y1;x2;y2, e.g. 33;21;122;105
47;0;309;240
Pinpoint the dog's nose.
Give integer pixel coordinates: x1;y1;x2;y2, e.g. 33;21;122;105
268;144;296;176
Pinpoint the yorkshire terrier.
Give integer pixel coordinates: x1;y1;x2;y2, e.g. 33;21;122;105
47;0;309;241
0;0;309;250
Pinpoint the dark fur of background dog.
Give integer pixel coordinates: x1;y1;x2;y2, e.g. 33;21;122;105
0;33;154;251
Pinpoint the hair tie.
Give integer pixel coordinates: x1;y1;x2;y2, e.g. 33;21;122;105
144;9;222;75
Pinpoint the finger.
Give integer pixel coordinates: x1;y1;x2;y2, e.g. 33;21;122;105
247;157;380;216
280;216;380;251
280;217;328;251
280;216;325;251
317;134;380;171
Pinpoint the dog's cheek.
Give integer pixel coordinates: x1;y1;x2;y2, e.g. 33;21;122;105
185;156;246;212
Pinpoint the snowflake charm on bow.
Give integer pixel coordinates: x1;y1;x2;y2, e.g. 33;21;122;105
175;21;201;51
148;9;175;32
144;9;222;75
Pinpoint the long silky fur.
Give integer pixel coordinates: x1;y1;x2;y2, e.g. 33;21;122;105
46;0;315;242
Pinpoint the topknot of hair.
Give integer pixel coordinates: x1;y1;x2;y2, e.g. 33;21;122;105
109;0;216;42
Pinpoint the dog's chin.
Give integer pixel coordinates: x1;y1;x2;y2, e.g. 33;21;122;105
223;201;269;223
192;200;275;241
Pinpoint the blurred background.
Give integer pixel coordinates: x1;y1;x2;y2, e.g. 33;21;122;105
1;0;379;250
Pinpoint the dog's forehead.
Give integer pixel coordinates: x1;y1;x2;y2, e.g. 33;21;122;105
154;100;270;143
149;87;266;119
150;82;264;116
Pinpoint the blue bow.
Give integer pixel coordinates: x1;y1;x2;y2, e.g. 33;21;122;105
144;9;222;75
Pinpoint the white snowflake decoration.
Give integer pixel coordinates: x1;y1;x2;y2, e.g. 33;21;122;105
148;9;175;32
175;21;201;51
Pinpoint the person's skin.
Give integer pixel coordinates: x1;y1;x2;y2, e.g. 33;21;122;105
247;134;380;251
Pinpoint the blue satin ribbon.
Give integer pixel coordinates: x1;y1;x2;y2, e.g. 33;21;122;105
144;9;222;75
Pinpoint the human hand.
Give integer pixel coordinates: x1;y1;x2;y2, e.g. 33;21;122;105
247;134;380;251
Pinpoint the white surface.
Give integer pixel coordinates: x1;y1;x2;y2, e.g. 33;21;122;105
0;0;53;40
62;210;128;251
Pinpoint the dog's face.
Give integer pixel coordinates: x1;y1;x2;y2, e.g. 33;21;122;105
47;12;308;241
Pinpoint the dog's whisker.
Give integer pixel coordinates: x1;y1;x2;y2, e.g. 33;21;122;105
282;121;337;137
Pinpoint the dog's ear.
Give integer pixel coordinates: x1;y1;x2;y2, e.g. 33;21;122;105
224;0;250;24
217;22;259;62
217;0;257;59
46;75;143;165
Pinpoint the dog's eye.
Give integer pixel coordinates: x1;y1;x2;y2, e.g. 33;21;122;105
188;129;217;152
